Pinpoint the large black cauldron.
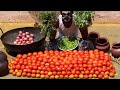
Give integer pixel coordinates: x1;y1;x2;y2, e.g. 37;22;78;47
0;27;46;56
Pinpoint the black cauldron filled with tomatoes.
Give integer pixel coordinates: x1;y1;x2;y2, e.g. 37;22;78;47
0;27;46;56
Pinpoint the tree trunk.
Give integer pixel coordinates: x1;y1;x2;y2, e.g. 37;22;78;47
49;30;57;42
79;27;88;40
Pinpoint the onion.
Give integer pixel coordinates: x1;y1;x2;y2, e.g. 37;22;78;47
14;41;17;44
19;31;23;34
24;38;28;41
16;36;20;39
30;41;34;43
22;41;26;44
22;33;25;36
18;34;22;37
30;34;34;37
17;42;21;45
26;35;30;38
26;41;30;44
16;39;20;42
22;36;25;39
19;39;23;41
14;31;34;45
25;32;29;35
29;37;33;41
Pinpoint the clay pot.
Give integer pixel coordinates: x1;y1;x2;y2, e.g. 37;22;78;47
111;42;120;58
95;37;110;52
0;51;7;61
79;27;88;40
88;31;100;47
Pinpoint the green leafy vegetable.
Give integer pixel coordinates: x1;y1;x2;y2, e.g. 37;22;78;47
58;36;78;50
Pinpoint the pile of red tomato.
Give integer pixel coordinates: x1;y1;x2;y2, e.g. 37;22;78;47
8;49;116;79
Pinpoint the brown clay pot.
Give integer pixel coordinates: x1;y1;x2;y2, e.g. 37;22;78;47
49;30;57;42
79;27;88;40
88;31;100;47
95;37;110;52
111;42;120;58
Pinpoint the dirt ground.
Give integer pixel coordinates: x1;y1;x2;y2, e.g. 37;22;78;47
0;24;120;79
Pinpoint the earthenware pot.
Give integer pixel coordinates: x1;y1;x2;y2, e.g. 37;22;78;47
95;37;110;52
88;31;100;47
111;42;120;58
0;51;7;61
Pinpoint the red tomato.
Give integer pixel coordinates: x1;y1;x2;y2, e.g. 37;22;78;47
23;69;27;72
33;52;38;56
104;71;109;75
62;71;66;75
67;71;71;75
16;54;22;59
27;73;31;77
100;72;105;76
104;74;109;79
76;71;80;75
36;70;40;74
83;64;87;68
12;72;16;76
74;74;79;78
87;67;92;71
85;70;89;75
75;67;79;71
81;71;85;75
88;64;93;68
69;64;73;68
16;65;21;70
22;54;27;59
94;67;98;71
98;63;102;67
98;74;103;79
42;67;47;71
88;74;93;78
83;60;87;64
92;74;97;78
33;66;38;70
22;72;27;77
95;71;99;75
40;71;45;75
32;70;36;74
94;49;99;53
36;74;40;78
31;73;36;78
11;65;16;70
107;62;110;67
59;75;64;78
38;67;42;70
109;72;115;77
27;69;32;73
84;75;89;79
57;72;61;75
90;70;94;74
45;75;49;79
71;70;76;75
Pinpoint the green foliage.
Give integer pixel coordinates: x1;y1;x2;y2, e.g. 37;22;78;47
58;36;79;50
38;11;57;38
73;11;95;29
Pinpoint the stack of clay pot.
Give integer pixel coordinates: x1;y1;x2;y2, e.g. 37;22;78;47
88;31;120;60
88;31;110;52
